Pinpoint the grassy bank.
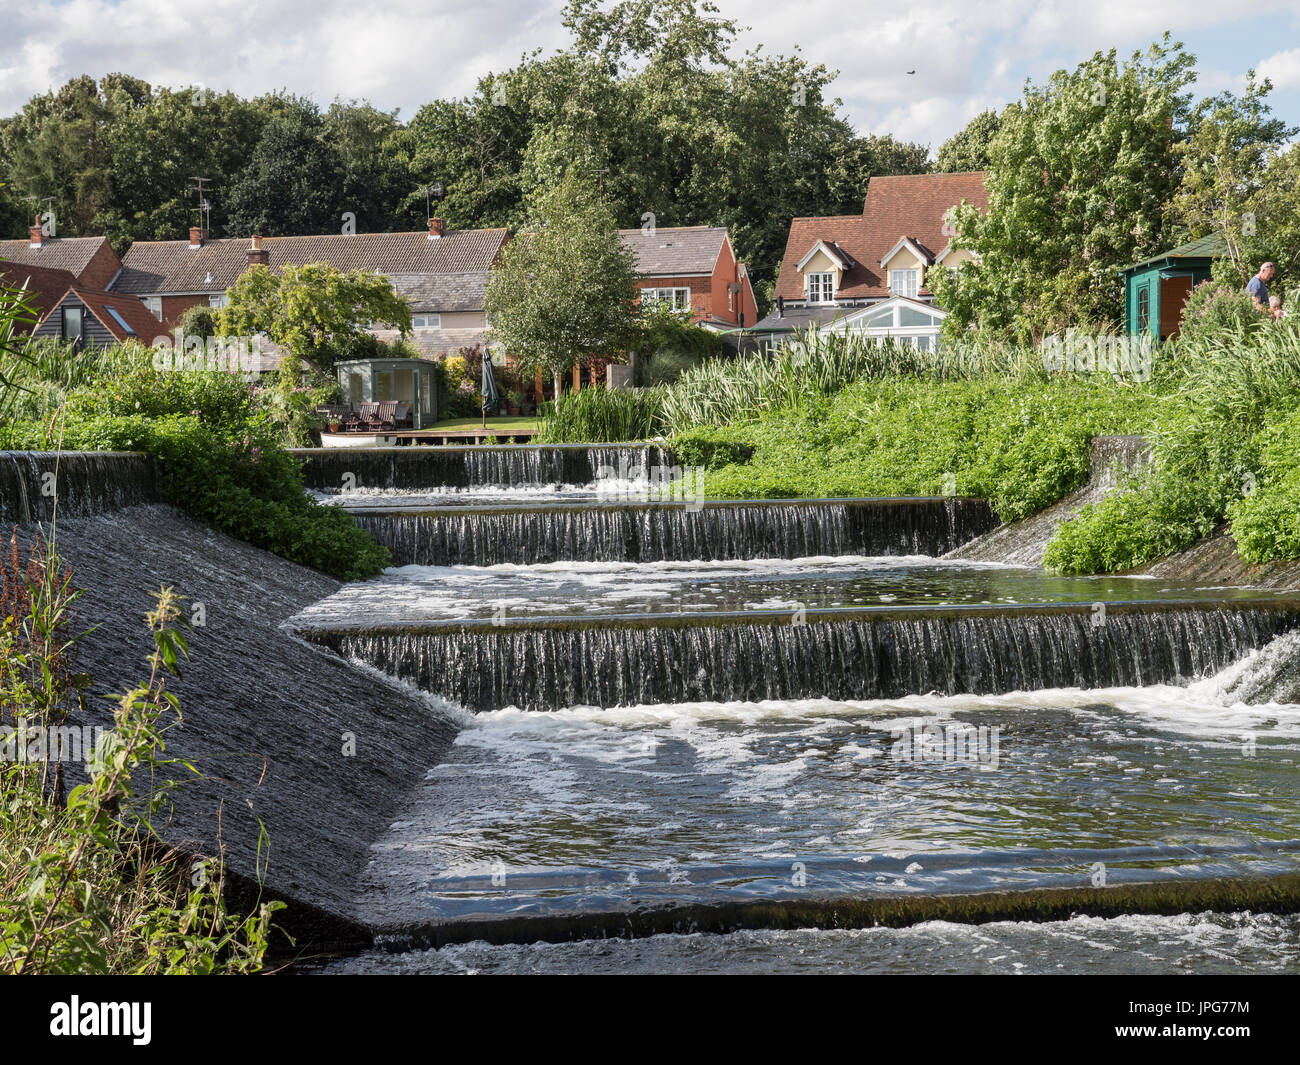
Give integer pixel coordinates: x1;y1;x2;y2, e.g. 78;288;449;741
540;324;1300;575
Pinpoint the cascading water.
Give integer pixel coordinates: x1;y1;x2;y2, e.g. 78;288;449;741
294;602;1300;713
350;497;998;566
0;451;158;524
292;443;669;493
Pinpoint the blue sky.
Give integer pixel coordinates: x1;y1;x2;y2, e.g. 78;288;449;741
1;0;1297;153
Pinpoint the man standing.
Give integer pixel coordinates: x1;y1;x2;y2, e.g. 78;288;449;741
1247;262;1276;312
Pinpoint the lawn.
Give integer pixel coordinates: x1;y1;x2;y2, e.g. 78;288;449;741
432;416;541;432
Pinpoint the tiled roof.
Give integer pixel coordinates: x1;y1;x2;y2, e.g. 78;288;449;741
114;229;510;298
0;236;115;280
0;261;78;331
774;172;989;302
618;225;727;276
73;287;173;343
385;272;487;313
1120;233;1228;273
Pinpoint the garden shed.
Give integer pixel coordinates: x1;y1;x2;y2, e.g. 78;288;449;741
334;357;438;429
1119;234;1225;341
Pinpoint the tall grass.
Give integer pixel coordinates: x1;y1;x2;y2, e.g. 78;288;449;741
536;385;667;443
660;329;1048;435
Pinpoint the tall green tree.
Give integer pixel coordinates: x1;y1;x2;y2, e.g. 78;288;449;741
934;109;1001;172
484;168;639;396
931;35;1199;338
1167;73;1296;282
223;102;347;236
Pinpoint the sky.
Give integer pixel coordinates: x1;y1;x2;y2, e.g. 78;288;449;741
1;0;1298;153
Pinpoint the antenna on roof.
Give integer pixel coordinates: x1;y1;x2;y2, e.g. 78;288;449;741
188;177;212;232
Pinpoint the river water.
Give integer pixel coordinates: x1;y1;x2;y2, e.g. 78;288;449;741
295;467;1300;974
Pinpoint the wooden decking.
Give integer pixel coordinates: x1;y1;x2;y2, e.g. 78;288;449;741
321;426;538;447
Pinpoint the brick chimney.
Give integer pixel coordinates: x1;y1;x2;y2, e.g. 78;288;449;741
189;226;207;248
246;234;269;267
28;224;46;248
428;217;446;240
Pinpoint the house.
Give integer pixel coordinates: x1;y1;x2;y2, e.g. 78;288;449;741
752;171;989;350
30;285;172;347
0;261;80;334
1118;234;1225;342
0;226;123;290
111;219;509;355
618;225;758;330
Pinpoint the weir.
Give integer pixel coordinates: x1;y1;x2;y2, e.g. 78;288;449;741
0;451;159;524
291;443;669;493
290;599;1300;712
348;497;998;565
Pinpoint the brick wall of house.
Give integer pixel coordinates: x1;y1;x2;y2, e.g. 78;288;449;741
634;275;714;323
78;241;124;291
160;294;210;327
709;240;758;328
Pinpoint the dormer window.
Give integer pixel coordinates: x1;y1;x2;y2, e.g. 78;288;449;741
889;269;919;298
807;272;835;303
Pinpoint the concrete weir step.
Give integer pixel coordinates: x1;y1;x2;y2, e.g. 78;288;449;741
345;496;999;566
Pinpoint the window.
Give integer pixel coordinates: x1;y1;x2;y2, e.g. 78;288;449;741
208;294;227;310
806;272;834;303
643;287;691;311
105;306;136;335
143;297;163;321
61;306;84;342
1137;287;1150;333
889;269;919;298
412;314;443;330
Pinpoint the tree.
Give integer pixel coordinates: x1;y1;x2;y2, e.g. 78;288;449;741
223;103;346;236
931;35;1199;338
1167;73;1296;283
934;110;1001;173
484;168;639;396
218;261;412;374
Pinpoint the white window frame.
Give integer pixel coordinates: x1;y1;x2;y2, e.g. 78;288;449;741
889;269;919;298
642;287;691;311
412;314;443;330
208;294;227;310
142;297;163;321
806;272;835;303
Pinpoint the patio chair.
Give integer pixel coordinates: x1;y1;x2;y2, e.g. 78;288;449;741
357;401;381;430
375;400;399;429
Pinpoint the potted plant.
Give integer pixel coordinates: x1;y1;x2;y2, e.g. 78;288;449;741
506;388;525;416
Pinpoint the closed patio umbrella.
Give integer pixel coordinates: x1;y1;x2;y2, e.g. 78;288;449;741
480;347;500;425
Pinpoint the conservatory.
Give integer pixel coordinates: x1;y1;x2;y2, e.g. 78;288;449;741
333;357;438;430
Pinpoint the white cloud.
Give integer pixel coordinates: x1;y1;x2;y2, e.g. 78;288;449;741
1259;48;1300;91
0;0;1296;153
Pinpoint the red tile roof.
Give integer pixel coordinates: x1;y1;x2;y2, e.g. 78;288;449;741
72;287;173;343
0;261;79;333
774;172;989;302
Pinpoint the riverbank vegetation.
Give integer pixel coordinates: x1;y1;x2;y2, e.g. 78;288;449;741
0;295;388;580
1;534;280;974
539;315;1300;576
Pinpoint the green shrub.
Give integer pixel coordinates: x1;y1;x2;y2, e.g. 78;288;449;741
56;368;388;580
1176;279;1269;344
1227;407;1300;563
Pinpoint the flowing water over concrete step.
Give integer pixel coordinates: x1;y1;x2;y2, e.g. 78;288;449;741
347;497;998;566
0;450;158;524
292;443;669;493
947;435;1152;567
291;599;1300;712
